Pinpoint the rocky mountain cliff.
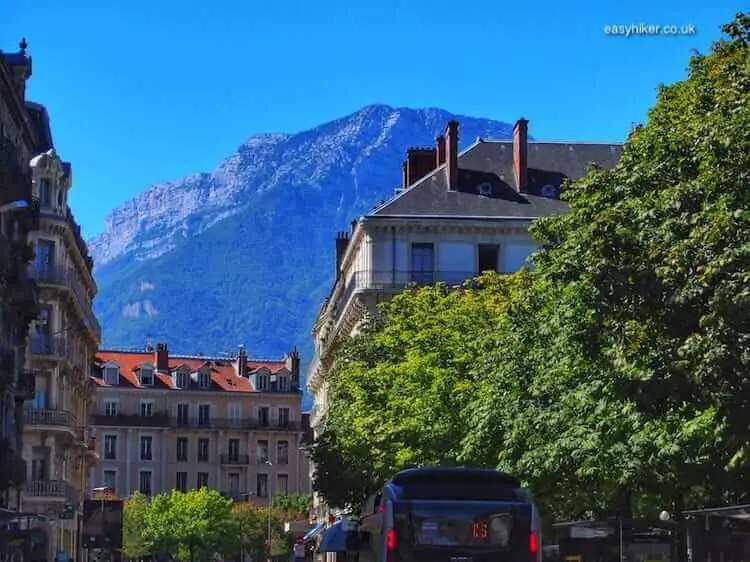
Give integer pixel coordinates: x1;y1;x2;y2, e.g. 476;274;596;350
88;105;517;399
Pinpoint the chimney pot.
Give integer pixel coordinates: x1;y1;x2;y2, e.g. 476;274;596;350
237;345;248;377
513;118;529;192
445;121;459;191
335;232;350;277
155;343;169;372
401;161;408;189
405;147;437;188
435;135;446;166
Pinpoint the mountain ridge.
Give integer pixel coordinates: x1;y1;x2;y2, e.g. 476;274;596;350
88;105;518;378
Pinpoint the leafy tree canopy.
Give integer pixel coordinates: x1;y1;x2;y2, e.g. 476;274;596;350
312;13;749;519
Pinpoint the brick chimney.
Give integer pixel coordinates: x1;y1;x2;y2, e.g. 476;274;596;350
445;121;459;191
286;347;301;389
237;345;248;377
405;148;437;187
155;343;169;372
335;232;350;277
435;135;446;166
513;117;529;192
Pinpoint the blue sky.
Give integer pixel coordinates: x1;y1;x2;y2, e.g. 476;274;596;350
1;0;740;239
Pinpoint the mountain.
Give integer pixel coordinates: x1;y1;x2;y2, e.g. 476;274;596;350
88;105;517;404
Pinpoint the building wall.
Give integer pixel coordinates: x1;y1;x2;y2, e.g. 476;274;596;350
21;149;99;562
93;385;309;500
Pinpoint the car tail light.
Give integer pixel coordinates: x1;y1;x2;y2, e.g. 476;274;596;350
529;531;538;557
386;529;396;551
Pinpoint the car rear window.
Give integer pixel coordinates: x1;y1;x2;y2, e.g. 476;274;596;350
409;501;531;550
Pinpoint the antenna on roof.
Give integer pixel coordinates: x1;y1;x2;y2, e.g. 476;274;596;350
145;338;154;352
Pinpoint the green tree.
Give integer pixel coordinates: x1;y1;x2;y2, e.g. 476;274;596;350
122;492;152;560
272;493;311;515
312;273;518;509
231;504;296;560
470;12;750;519
142;488;234;562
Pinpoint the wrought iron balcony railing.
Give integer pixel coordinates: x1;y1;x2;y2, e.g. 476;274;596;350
91;412;170;427
28;334;67;358
220;454;250;465
24;408;77;427
25;479;78;502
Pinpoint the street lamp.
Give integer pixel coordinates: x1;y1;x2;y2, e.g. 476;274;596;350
265;460;273;561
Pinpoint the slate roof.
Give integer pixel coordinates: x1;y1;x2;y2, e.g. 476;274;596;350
370;139;622;219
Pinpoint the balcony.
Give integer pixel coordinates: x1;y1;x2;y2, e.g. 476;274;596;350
92;412;170;428
28;334;66;359
220;454;250;465
24;480;78;503
171;417;254;430
31;265;101;340
39;206;94;275
77;427;98;459
24;408;77;432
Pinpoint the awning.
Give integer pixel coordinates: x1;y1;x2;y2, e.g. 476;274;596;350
303;522;326;543
318;519;359;553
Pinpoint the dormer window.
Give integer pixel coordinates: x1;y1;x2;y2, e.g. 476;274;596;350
278;375;289;392
103;366;119;386
175;371;189;389
197;371;210;389
140;366;154;386
256;374;268;391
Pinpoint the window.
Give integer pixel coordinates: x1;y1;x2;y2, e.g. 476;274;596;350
478;244;500;273
176;403;189;425
38;178;51;207
31;459;46;480
258;407;269;426
228;439;240;461
103;367;119;386
228;473;240;496
278;375;289;391
139;471;152;496
104;435;117;460
140;436;153;461
176;471;188;493
198;404;210;426
256;374;268;391
103;470;117;493
175;371;189;388
278;408;290;427
198;438;209;462
197;472;209;488
411;243;434;283
277;474;289;495
140;366;154;386
104;401;119;417
228;404;241;426
277;441;289;465
176;438;188;462
197;371;210;389
140;401;154;417
257;440;269;463
257;473;268;498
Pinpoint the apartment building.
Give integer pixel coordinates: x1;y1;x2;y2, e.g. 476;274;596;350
0;39;41;517
21;141;100;562
307;118;623;518
90;343;310;503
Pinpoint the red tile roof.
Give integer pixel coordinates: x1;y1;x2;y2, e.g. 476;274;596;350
93;350;291;393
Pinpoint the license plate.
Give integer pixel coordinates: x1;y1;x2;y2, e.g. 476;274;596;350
450;557;473;562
